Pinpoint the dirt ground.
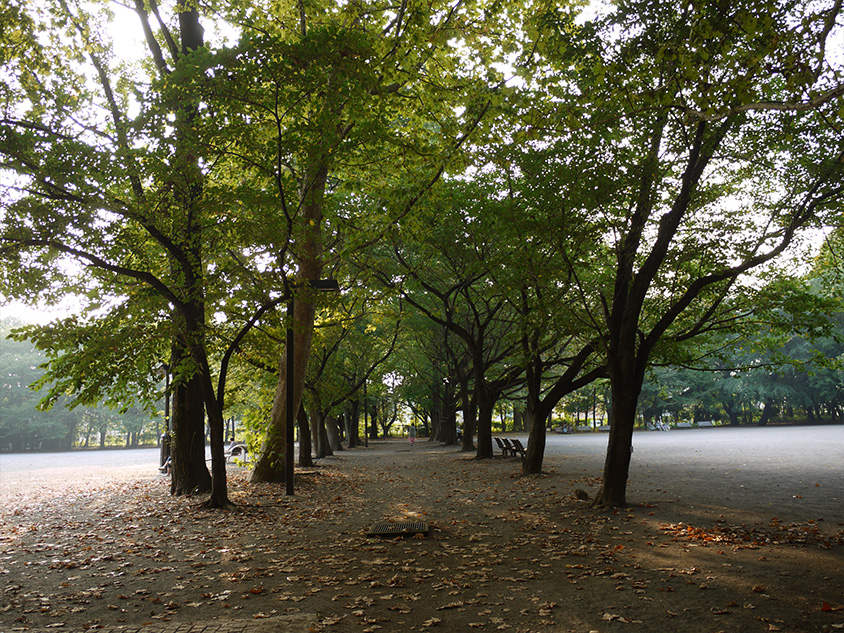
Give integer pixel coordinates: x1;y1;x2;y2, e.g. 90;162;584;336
1;435;843;633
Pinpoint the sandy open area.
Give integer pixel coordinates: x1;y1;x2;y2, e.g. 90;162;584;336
1;425;842;632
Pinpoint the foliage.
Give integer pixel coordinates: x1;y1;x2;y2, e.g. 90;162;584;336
7;302;169;412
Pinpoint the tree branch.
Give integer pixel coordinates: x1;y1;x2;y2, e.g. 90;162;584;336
133;0;170;74
683;83;844;122
0;238;183;310
216;294;291;409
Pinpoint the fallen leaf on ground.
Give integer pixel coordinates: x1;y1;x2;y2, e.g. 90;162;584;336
602;613;629;622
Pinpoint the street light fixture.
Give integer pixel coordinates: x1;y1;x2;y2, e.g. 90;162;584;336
286;278;340;495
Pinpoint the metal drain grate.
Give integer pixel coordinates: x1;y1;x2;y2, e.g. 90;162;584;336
367;521;430;537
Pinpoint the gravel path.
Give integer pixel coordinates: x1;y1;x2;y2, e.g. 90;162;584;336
3;425;842;526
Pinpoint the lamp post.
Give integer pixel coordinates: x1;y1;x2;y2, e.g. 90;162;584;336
286;278;340;495
157;363;171;469
363;378;368;448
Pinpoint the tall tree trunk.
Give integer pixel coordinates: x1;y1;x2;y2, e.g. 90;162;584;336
309;402;321;458
513;408;524;432
298;405;313;467
250;363;289;482
523;410;547;474
595;389;637;507
594;351;643;507
169;340;211;495
371;415;379;439
475;381;495;459
459;375;475;451
326;415;344;452
251;157;328;482
522;362;547;474
166;5;216;499
344;406;357;448
318;412;333;456
723;400;741;426
308;406;334;459
191;340;229;509
433;378;458;445
418;412;431;437
758;399;774;426
438;407;457;445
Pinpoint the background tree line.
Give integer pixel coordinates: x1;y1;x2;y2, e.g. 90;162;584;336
1;318;161;450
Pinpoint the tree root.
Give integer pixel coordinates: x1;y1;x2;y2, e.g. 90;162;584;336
197;497;238;511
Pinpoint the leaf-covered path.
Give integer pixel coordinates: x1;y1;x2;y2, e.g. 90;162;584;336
2;438;843;632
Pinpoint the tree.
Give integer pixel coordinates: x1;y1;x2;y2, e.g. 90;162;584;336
228;0;507;481
372;176;537;458
0;0;235;503
484;151;609;473
1;317;160;450
628;271;844;427
299;295;400;457
524;0;844;505
382;311;461;445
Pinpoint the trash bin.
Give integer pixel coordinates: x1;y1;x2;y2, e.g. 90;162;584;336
159;433;171;468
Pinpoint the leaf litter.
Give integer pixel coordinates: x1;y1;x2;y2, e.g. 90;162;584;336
1;442;842;632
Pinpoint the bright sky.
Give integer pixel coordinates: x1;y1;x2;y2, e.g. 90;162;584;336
110;2;146;60
0;298;81;325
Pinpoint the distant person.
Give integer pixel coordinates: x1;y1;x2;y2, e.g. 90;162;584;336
408;425;417;447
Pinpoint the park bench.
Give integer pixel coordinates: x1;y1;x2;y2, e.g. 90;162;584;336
495;437;513;457
501;437;518;457
697;420;715;427
509;438;527;459
225;442;248;462
675;422;693;429
597;425;611;432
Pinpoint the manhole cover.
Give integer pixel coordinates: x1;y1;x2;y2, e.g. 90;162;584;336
367;521;430;537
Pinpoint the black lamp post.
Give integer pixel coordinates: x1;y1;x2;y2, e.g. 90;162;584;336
363;378;368;448
286;279;340;495
158;363;171;469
